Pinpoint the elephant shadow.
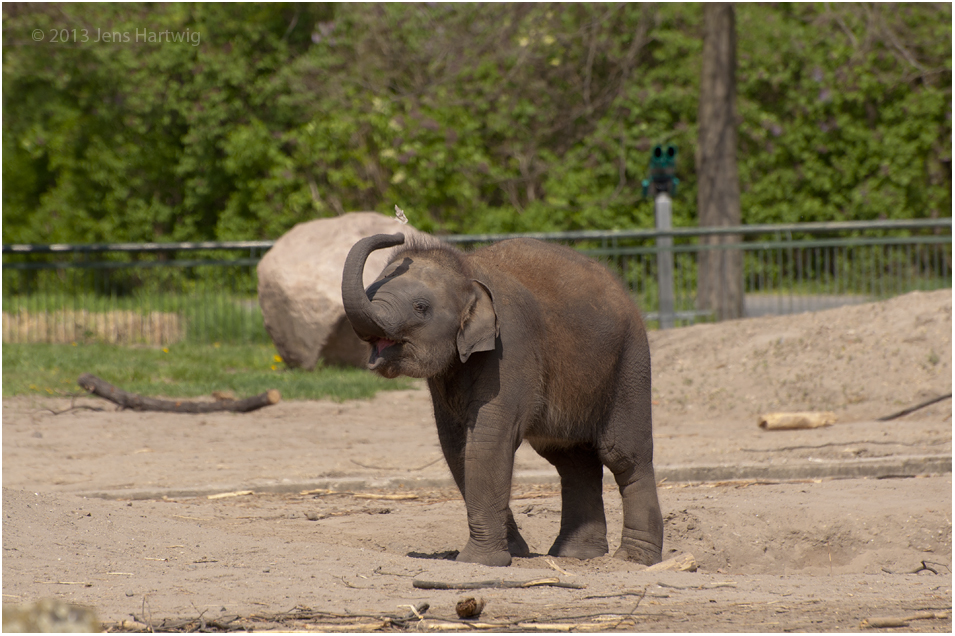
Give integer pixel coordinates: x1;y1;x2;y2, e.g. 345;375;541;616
406;549;549;561
406;550;459;561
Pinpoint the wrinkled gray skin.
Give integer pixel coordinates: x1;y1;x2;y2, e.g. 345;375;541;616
341;233;663;567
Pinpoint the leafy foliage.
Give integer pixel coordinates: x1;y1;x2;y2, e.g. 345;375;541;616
736;3;952;224
3;3;950;244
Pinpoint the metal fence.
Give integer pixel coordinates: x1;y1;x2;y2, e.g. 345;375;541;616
3;219;950;345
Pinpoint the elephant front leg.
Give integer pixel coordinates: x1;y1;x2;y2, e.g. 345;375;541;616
455;422;524;567
434;408;528;565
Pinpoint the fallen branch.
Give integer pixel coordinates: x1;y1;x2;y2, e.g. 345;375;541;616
413;577;585;590
877;393;952;421
77;373;280;413
860;610;951;628
353;493;418;501
656;581;737;590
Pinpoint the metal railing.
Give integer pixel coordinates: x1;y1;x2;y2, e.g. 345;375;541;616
3;219;950;345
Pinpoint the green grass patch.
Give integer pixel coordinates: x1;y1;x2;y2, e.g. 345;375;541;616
2;343;412;401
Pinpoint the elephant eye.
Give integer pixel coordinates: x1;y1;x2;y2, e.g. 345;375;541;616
412;299;430;316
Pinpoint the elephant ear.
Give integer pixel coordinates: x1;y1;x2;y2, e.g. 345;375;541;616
457;280;498;363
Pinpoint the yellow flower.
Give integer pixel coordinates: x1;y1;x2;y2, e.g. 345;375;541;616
71;341;77;346
271;364;277;371
162;347;169;353
273;354;283;363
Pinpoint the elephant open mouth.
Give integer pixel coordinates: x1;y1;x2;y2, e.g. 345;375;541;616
368;337;402;373
373;337;396;355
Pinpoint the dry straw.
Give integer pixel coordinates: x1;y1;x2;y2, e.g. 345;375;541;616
2;310;183;345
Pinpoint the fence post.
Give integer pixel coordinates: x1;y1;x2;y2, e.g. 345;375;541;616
655;192;675;329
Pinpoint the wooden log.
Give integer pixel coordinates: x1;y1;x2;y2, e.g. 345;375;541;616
860;610;950;628
413;578;585;590
758;411;836;430
644;552;698;573
77;374;280;413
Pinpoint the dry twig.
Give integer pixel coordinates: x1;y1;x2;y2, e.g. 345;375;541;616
878;393;952;421
351;456;443;471
881;560;949;575
44;394;106;415
544;557;575;576
614;587;647;630
207;490;254;500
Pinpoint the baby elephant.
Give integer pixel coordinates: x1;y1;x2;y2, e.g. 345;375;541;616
341;232;663;567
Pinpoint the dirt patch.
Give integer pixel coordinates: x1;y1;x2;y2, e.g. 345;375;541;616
649;288;952;425
3;289;952;632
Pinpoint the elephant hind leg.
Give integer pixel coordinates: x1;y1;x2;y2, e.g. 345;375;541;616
531;442;608;559
611;467;663;565
599;338;664;566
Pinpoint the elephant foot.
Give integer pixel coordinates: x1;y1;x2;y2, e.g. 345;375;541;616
547;535;609;560
507;517;531;558
508;531;530;558
456;539;512;567
613;541;662;566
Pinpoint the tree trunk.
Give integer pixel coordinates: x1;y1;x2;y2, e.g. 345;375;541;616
696;3;743;321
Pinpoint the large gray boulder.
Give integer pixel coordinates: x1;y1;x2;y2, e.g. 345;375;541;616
257;212;427;369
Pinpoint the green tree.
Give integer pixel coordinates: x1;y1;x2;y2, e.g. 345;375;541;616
735;3;951;223
3;3;950;245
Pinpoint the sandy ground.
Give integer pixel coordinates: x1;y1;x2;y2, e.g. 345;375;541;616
2;288;952;632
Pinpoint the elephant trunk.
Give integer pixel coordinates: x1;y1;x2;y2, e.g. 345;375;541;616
341;232;405;340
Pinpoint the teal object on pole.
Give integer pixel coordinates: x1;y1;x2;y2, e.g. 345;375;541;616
643;144;679;197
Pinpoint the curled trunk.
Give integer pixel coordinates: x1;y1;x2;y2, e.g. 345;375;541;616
341;232;405;340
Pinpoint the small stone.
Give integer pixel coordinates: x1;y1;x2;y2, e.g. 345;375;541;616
455;597;486;619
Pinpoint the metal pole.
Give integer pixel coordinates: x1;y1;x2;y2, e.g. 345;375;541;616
655;192;675;329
